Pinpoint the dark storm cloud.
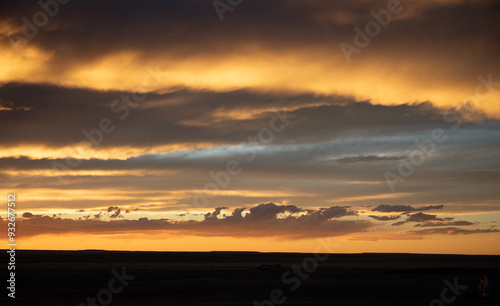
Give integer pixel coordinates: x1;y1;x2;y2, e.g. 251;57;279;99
0;83;464;148
1;0;499;123
1;0;499;235
2;0;499;68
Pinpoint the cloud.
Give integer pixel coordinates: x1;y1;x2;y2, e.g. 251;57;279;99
415;221;477;227
410;227;499;235
0;0;499;252
0;83;453;149
109;208;123;219
368;215;401;221
204;206;228;220
391;221;406;227
407;212;443;223
372;204;444;213
389;212;479;229
1;0;499;117
391;212;442;226
332;155;402;164
22;212;34;218
244;203;304;220
107;206;119;212
5;202;496;242
1;203;371;239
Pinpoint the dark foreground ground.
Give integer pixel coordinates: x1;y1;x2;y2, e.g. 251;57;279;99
0;250;499;305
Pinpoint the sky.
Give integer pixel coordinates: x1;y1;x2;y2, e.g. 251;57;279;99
1;0;499;254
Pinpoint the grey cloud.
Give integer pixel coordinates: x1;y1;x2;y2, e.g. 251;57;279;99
410;227;499;235
391;221;406;227
2;203;370;239
0;83;454;148
407;212;443;223
109;208;123;219
332;155;402;164
368;215;401;221
372;204;444;213
1;0;498;83
22;212;34;218
6;202;495;240
390;212;442;226
244;203;304;221
204;206;228;220
415;221;477;227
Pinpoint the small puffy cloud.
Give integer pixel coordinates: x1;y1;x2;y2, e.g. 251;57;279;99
244;203;303;221
204;207;228;220
22;212;34;218
109;208;123;219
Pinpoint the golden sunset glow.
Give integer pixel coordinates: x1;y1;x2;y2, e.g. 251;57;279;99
1;0;499;256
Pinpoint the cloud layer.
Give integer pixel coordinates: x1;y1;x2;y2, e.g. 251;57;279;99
5;203;497;240
0;0;499;252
